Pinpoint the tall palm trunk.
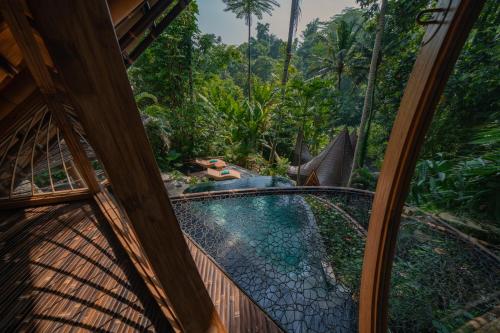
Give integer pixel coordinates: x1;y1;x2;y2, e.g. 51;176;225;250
270;0;300;164
281;0;299;87
296;102;307;184
348;0;387;186
337;67;342;90
247;13;252;102
187;35;194;103
296;124;304;185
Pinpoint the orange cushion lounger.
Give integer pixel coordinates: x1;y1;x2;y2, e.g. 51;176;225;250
194;158;227;170
206;168;241;180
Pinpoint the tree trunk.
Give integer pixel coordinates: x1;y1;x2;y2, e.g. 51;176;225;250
359;71;378;167
348;0;387;187
247;14;252;102
269;136;277;163
271;0;300;164
296;110;306;185
337;63;343;90
296;126;304;185
187;35;194;103
281;0;299;87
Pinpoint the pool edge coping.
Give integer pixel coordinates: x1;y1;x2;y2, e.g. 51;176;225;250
169;186;375;202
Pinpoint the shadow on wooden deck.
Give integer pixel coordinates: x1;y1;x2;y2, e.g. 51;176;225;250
0;202;171;332
1;198;283;332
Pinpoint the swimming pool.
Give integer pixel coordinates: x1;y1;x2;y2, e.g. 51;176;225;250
173;194;356;333
183;176;294;193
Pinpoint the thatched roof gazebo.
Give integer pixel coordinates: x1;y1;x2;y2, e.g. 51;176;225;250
288;129;353;186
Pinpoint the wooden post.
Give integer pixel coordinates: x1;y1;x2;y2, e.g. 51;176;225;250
94;189;182;331
359;1;485;332
28;1;225;332
0;188;91;210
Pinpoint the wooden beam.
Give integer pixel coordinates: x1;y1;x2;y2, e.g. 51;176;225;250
0;70;37;121
0;0;100;194
0;188;90;209
0;90;42;144
125;0;190;66
359;1;485;332
119;0;175;51
0;53;18;77
0;1;52;92
94;189;182;332
107;0;144;25
45;94;100;193
28;1;225;332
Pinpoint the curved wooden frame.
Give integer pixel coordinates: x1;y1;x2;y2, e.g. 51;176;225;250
359;1;485;332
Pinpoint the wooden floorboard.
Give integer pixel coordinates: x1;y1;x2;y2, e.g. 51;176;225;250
0;200;283;332
96;190;283;332
186;238;283;333
0;201;172;332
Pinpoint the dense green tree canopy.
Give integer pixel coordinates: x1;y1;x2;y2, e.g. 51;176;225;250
129;0;499;224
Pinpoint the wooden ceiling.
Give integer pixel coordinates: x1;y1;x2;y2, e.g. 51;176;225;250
0;0;188;199
0;0;185;115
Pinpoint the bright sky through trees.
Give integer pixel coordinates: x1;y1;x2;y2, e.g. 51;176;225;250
197;0;358;44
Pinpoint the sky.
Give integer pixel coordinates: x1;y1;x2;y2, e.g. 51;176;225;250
197;0;358;45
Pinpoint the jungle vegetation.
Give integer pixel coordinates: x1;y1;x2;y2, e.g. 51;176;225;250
128;0;499;228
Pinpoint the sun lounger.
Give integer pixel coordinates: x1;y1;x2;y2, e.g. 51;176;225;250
194;158;227;170
206;168;241;180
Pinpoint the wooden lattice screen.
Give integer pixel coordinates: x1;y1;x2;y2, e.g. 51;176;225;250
0;100;101;206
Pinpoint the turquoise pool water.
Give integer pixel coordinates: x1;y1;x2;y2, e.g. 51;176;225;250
183;176;294;193
174;194;355;333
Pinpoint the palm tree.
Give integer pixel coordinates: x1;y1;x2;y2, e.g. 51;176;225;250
310;17;362;90
269;0;301;164
348;0;388;186
223;0;279;102
285;79;324;182
281;0;301;87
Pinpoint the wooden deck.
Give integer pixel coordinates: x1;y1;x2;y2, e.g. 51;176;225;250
187;238;283;333
0;200;283;332
0;202;172;332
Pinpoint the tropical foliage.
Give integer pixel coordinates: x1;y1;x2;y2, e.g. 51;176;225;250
223;0;279;100
128;0;499;227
